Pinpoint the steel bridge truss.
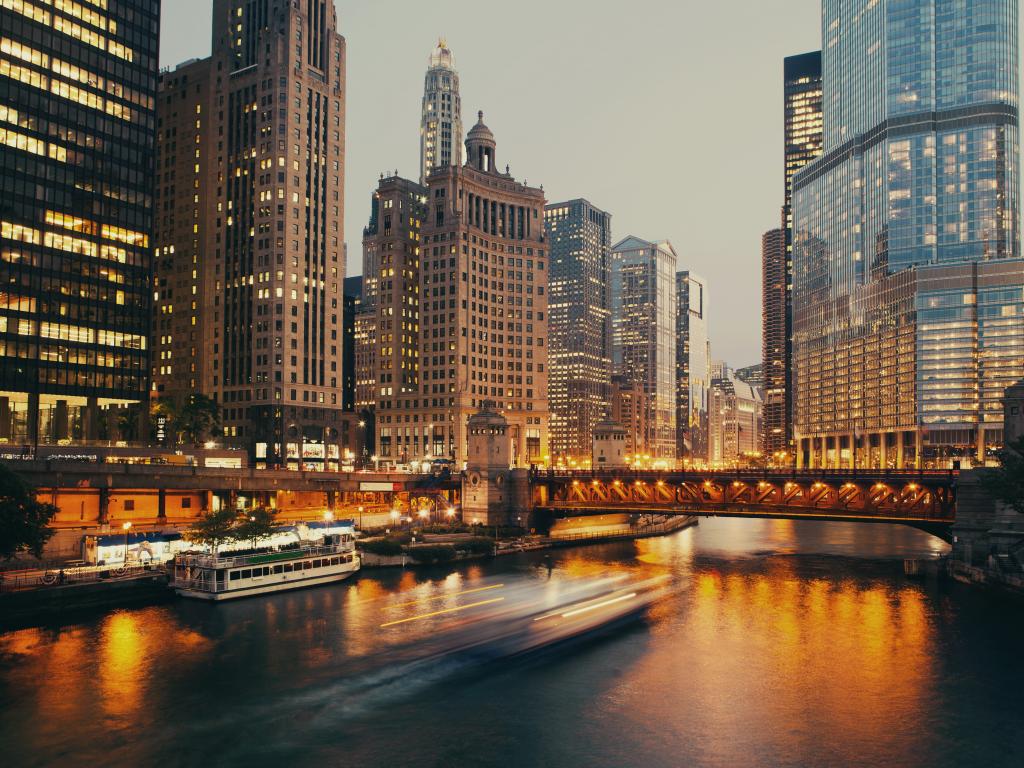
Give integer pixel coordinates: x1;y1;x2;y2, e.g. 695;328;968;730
533;471;957;540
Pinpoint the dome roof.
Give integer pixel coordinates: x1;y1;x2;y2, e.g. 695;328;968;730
467;111;494;142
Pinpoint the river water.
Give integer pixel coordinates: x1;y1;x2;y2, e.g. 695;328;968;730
1;519;1022;768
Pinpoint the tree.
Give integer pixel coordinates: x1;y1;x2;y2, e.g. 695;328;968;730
183;506;238;555
234;506;278;550
0;464;58;560
982;437;1024;515
176;394;221;445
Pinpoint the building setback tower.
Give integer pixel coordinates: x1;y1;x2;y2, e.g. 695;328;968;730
153;0;347;469
792;0;1023;469
420;40;462;185
761;226;788;460
676;271;710;465
364;112;549;466
544;199;612;465
0;0;161;446
611;237;678;463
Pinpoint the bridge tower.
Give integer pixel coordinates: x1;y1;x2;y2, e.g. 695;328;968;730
461;401;531;527
593;418;628;469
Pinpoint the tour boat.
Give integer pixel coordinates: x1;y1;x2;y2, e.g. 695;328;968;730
171;534;360;601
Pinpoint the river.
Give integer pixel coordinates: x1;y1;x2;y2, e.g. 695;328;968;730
1;518;1022;767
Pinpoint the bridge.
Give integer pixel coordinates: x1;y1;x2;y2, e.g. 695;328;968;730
528;469;958;541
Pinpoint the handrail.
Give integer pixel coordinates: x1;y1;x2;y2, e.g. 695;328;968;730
175;542;353;570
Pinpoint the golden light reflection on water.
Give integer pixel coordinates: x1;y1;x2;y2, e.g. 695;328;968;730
604;556;937;764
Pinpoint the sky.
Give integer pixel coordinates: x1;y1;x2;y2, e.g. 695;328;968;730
160;0;825;368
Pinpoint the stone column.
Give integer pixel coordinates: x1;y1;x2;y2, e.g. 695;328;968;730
914;430;923;470
157;488;167;524
879;433;888;470
896;432;905;470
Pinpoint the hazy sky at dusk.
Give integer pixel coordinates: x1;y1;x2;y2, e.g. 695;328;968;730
159;1;824;367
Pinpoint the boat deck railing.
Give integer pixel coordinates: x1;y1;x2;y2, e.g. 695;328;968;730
175;541;354;571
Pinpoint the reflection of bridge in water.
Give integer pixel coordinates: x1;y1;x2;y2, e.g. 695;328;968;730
530;469;958;542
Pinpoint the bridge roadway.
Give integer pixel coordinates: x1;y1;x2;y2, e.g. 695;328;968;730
530;469;958;541
6;459;459;494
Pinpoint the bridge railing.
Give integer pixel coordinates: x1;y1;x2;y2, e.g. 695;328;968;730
533;467;958;482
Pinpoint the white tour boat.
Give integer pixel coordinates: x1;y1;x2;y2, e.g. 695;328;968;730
171;533;360;601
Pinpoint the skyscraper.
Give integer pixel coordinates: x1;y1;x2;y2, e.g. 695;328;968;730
153;0;347;469
783;52;823;248
761;226;788;460
792;0;1023;469
360;174;427;465
709;371;764;467
544;199;612;465
420;39;462;185
611;237;677;463
676;271;710;465
0;0;161;446
152;58;213;408
766;52;823;464
364;112;549;466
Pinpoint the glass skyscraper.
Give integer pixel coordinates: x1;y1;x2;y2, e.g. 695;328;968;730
545;199;612;465
611;236;677;463
792;0;1023;469
676;271;710;465
0;0;161;447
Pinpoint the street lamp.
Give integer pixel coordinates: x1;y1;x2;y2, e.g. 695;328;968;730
389;509;400;528
324;510;334;523
357;505;364;529
122;521;132;564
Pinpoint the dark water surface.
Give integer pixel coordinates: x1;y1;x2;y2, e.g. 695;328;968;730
2;519;1023;768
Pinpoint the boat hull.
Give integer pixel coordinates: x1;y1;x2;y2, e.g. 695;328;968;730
174;565;358;601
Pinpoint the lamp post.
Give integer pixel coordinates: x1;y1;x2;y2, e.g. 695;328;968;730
122;521;132;564
357;505;364;530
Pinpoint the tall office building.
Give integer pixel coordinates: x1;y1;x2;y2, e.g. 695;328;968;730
360;174;427;464
152;59;214;408
420;39;462;185
611;237;677;463
709;371;764;467
154;0;347;468
766;52;823;463
544;199;612;464
364;112;549;466
0;0;161;446
676;271;710;464
761;226;788;459
793;0;1023;469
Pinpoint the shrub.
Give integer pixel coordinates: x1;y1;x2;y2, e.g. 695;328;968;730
407;544;457;564
358;538;404;556
458;537;496;555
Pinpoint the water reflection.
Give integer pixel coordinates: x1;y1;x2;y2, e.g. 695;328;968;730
1;519;1020;768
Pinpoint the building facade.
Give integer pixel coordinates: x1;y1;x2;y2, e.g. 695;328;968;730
611;236;677;463
363;113;549;467
709;372;764;467
0;0;161;446
544;198;612;465
609;373;649;463
419;39;462;185
154;0;347;469
761;226;788;460
792;0;1023;469
152;59;214;409
676;270;710;465
766;52;823;464
360;174;427;465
